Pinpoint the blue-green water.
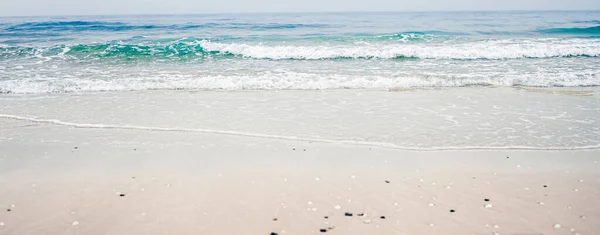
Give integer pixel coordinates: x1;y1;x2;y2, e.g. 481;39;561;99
1;11;599;93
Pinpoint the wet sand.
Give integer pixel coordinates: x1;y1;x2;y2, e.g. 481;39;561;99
0;123;599;235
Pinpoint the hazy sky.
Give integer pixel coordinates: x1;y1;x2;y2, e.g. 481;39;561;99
1;0;599;16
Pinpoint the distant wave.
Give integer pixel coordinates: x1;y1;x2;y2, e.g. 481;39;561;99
2;20;330;32
540;25;600;35
571;20;600;24
2;38;599;61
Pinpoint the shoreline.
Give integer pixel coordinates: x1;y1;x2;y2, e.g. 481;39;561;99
1;87;599;234
1;123;599;235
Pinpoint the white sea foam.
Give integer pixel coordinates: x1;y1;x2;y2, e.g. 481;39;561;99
0;71;598;94
197;39;600;60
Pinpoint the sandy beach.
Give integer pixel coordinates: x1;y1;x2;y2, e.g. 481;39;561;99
1;88;599;235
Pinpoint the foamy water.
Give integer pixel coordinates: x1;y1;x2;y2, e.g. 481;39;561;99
1;12;600;93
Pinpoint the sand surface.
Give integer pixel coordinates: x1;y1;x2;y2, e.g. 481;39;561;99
1;88;600;235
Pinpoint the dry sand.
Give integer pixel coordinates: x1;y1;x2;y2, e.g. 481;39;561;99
0;121;599;235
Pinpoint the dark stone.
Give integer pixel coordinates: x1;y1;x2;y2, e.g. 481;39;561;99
357;213;365;217
7;209;11;212
273;218;277;221
450;209;455;213
385;180;390;183
293;148;295;150
543;185;548;188
506;157;509;159
74;147;78;149
320;229;327;233
324;216;328;219
484;199;490;202
119;194;126;197
380;216;386;219
344;212;353;216
134;149;137;151
271;233;278;235
303;149;306;151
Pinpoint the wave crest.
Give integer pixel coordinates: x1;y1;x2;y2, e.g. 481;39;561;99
2;38;600;61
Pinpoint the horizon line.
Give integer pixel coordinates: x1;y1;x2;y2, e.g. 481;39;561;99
1;9;599;18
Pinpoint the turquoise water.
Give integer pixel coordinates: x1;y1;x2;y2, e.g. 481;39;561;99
1;11;599;93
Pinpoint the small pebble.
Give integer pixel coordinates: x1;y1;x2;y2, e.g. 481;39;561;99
334;205;341;210
429;223;434;227
74;147;78;149
484;204;493;208
344;212;353;216
0;222;4;226
119;194;125;197
484;199;490;202
580;215;586;219
450;209;455;213
363;219;371;224
554;224;561;228
380;216;386;219
319;229;327;233
270;233;278;235
357;213;365;217
72;221;79;226
493;224;499;228
570;228;576;232
538;202;545;205
543;185;548;188
428;203;435;207
273;218;277;221
7;209;11;212
324;216;328;219
385;180;390;183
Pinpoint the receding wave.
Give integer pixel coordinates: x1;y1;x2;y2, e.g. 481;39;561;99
1;113;598;151
540;25;600;35
1;38;599;61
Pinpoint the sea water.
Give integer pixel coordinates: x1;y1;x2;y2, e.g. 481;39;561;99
1;11;599;93
1;12;599;150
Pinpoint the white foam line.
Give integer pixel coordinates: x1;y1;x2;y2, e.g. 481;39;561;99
2;113;599;151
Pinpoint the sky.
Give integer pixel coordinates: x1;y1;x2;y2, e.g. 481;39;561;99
0;0;599;16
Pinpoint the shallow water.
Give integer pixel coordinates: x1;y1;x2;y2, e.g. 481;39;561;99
1;88;598;150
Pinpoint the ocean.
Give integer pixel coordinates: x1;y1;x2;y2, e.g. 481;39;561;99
1;11;599;150
1;11;599;93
